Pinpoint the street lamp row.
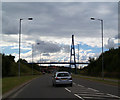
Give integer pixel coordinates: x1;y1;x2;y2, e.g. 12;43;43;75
32;42;41;75
18;17;104;80
18;17;33;77
90;17;104;80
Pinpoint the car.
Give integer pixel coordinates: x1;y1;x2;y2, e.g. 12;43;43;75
42;71;45;74
52;71;72;87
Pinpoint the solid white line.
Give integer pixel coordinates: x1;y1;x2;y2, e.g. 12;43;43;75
87;88;99;92
78;84;84;87
107;93;120;98
65;88;71;92
74;94;84;100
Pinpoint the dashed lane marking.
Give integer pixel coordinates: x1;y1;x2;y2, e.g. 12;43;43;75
73;82;76;85
87;88;99;92
78;84;84;88
67;82;120;99
65;88;71;93
107;93;120;99
74;94;84;100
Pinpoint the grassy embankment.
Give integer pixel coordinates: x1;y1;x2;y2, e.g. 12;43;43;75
2;75;41;94
72;74;119;86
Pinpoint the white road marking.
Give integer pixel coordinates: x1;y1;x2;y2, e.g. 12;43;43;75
107;93;120;98
94;92;105;95
78;93;111;97
67;82;120;99
74;94;84;100
83;97;97;99
73;82;76;85
78;84;84;87
77;92;91;94
87;88;99;92
65;88;71;92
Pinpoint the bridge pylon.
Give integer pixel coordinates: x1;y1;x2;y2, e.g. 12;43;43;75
70;35;77;74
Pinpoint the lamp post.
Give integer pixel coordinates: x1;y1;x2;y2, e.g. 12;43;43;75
18;17;33;77
31;42;41;75
32;44;33;75
37;42;41;64
36;43;41;61
90;17;104;80
36;43;41;72
78;44;79;69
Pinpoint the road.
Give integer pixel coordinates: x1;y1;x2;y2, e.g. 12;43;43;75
10;74;119;100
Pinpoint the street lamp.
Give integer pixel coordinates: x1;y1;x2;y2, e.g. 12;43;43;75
90;17;104;80
36;43;42;71
18;17;33;77
32;44;34;75
36;42;41;64
78;44;79;69
31;42;41;75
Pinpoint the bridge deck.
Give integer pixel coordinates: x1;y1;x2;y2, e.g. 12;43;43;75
29;62;89;64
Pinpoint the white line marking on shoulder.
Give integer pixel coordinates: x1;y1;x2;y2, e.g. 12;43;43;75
78;84;84;87
65;88;71;92
107;93;120;98
87;88;99;92
74;94;84;100
73;82;76;85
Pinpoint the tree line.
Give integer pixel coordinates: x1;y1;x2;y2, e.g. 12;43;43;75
1;47;120;78
2;54;40;77
79;47;120;78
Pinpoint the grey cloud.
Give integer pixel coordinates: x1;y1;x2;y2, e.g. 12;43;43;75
105;38;117;49
31;40;71;59
2;2;117;39
33;40;62;53
42;53;50;56
36;58;49;63
62;45;70;53
115;33;120;39
2;16;18;34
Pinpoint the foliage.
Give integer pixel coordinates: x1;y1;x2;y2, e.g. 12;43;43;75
79;47;120;78
2;54;40;77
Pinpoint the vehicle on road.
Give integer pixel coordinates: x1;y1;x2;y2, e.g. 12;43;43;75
52;71;72;87
42;71;45;74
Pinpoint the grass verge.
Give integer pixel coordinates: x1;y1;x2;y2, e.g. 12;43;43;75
72;74;119;86
2;75;41;94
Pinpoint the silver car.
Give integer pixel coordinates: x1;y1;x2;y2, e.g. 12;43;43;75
52;71;72;87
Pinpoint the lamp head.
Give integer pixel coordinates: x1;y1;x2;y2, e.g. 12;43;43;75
37;43;40;45
28;18;33;20
90;18;95;20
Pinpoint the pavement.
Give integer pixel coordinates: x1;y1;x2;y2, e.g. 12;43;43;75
2;74;120;100
8;74;77;99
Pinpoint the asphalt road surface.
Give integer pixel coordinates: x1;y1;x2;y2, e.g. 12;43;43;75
10;74;120;100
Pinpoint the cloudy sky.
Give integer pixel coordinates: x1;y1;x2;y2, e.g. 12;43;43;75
1;2;119;67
